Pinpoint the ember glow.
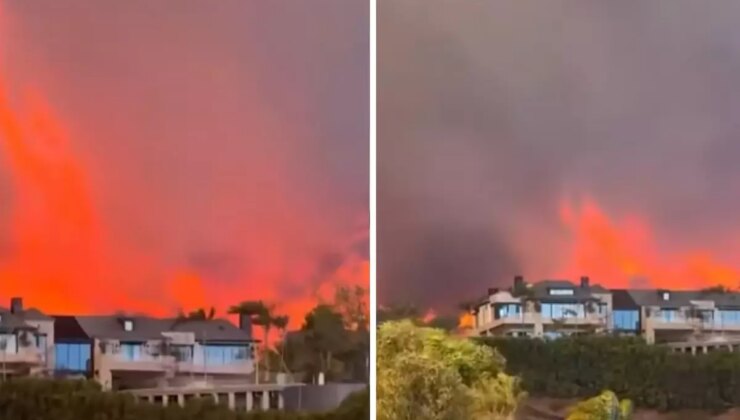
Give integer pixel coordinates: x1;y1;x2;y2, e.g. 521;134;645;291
0;1;368;327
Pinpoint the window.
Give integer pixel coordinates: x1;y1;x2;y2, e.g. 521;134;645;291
541;303;585;319
495;304;521;319
196;344;250;366
549;288;574;296
120;342;143;361
123;320;134;331
719;310;740;325
658;309;678;322
54;343;91;372
662;292;670;301
37;335;48;362
171;344;193;362
613;310;639;331
0;334;17;353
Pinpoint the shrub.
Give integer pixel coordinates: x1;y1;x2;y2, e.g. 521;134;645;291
0;378;364;420
481;335;740;411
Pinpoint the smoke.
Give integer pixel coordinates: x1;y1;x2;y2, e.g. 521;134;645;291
379;0;740;311
0;1;368;327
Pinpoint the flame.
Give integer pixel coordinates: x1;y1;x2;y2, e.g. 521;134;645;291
0;78;368;327
558;197;740;290
458;312;475;329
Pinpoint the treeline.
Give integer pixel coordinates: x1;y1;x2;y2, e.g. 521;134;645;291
481;335;740;411
0;379;368;420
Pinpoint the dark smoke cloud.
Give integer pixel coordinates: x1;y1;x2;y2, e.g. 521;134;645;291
379;0;740;311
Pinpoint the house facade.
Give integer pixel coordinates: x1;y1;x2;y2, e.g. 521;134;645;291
472;277;740;352
53;315;257;391
0;298;54;378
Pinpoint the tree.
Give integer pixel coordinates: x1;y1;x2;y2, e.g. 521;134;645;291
271;315;290;373
228;300;273;381
566;390;633;420
332;285;368;330
177;307;216;321
303;304;350;381
378;320;521;420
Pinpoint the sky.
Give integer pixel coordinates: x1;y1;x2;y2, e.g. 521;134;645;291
379;0;740;312
0;0;368;326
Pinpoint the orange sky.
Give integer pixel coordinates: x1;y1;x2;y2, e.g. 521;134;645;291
0;1;368;328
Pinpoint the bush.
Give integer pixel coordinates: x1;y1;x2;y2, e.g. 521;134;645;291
379;320;523;420
480;335;740;411
0;378;365;420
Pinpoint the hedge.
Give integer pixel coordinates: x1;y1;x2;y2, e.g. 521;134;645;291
480;335;740;412
0;378;368;420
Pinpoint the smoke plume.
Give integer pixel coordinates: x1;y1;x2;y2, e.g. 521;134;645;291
379;0;740;311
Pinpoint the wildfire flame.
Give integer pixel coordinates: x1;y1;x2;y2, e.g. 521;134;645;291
458;312;475;329
558;197;740;290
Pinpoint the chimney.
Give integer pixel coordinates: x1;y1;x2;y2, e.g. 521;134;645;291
487;287;499;296
10;297;22;314
580;276;590;288
514;275;524;289
238;314;253;337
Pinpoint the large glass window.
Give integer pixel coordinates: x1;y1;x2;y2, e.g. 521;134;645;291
657;309;679;322
0;334;17;353
171;344;193;362
613;310;639;331
496;304;521;319
195;344;250;366
120;342;144;361
54;343;91;372
719;310;740;326
541;303;585;319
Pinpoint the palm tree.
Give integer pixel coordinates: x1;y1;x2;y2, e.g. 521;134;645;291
228;300;274;381
272;315;290;374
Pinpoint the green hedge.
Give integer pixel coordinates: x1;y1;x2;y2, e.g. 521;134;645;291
0;379;368;420
480;335;740;411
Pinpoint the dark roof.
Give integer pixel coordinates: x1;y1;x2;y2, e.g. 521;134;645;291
53;316;90;340
169;319;253;342
0;305;51;332
611;289;639;309
68;315;253;342
626;289;740;309
530;280;605;302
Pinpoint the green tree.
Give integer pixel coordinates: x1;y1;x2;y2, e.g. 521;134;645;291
378;320;521;420
566;390;633;420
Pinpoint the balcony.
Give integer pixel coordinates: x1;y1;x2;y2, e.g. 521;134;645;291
0;348;45;365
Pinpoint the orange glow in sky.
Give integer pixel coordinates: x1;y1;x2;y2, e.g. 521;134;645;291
558;197;740;290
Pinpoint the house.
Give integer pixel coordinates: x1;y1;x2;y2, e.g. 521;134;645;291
54;314;257;390
0;298;54;377
472;277;740;353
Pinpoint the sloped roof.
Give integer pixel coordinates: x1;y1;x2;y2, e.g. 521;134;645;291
66;315;254;343
530;280;606;302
